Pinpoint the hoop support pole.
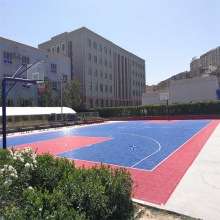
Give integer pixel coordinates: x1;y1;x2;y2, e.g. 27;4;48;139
2;77;36;149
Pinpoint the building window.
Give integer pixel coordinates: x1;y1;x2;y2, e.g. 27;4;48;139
4;74;13;86
95;99;98;107
22;77;30;89
105;72;108;79
109;86;112;93
88;82;92;90
99;58;102;65
105;85;108;92
87;39;91;47
62;43;65;51
88;68;92;75
100;84;103;92
133;80;135;85
106;100;108;107
133;90;135;96
52;81;57;90
24;100;30;107
109;74;112;80
108;49;111;56
51;63;57;73
56;45;60;53
135;62;137;67
104;60;107;66
94;55;97;63
47;49;50;52
110;100;113;107
62;74;68;83
7;99;14;107
99;71;103;78
52;47;55;53
109;61;112;68
88;53;91;61
93;42;97;49
89;99;93;108
22;56;30;67
94;69;97;76
94;83;98;91
101;100;104;107
104;47;107;54
3;52;12;64
99;44;102;52
132;61;134;66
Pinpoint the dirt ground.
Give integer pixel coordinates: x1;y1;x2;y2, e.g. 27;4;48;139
134;203;200;220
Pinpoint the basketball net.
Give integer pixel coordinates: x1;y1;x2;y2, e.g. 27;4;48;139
38;83;45;93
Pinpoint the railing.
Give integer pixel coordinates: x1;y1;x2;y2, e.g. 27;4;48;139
77;112;99;119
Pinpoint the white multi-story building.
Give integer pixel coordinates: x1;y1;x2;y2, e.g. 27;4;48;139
38;27;146;109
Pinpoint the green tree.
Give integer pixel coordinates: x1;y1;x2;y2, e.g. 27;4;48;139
38;76;55;107
28;95;34;107
17;94;24;106
62;78;82;109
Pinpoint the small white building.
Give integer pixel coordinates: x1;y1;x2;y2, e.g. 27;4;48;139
142;76;219;105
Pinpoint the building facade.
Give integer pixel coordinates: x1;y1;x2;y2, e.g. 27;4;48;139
142;76;219;105
190;46;220;70
0;37;70;106
38;27;146;109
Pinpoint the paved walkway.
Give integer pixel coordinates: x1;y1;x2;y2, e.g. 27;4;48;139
134;121;220;220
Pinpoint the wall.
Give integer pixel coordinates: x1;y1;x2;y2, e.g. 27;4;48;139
142;76;218;105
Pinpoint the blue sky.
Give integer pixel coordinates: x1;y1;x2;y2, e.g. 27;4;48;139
0;0;219;85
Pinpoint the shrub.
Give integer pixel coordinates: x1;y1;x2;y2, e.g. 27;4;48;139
90;100;220;118
0;148;134;219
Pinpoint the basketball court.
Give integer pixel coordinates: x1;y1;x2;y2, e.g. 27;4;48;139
2;119;219;214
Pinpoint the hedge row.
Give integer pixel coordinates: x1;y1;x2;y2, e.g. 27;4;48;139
0;148;134;219
90;101;220;118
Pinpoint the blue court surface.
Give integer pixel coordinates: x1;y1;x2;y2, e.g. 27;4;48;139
3;120;212;171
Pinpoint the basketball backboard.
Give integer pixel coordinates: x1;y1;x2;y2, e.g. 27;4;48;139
160;92;170;101
27;61;45;83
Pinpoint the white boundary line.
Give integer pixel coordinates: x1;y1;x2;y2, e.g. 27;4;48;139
131;136;161;168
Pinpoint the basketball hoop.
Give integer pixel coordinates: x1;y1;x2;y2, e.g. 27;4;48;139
38;83;45;93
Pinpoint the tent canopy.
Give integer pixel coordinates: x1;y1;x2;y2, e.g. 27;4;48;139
0;107;76;117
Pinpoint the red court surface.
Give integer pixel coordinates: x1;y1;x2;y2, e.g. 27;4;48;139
13;136;112;155
11;120;219;205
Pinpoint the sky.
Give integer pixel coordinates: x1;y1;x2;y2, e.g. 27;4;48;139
0;0;219;85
